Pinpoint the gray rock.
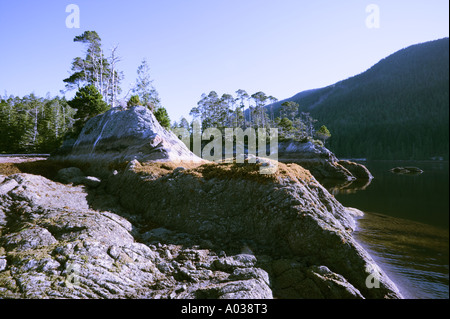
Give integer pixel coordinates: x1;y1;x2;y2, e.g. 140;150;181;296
338;160;373;180
3;227;58;251
56;167;84;183
50;106;205;168
278;141;372;182
0;258;6;272
307;265;364;299
212;254;257;271
0;173;277;299
106;161;401;299
390;166;424;175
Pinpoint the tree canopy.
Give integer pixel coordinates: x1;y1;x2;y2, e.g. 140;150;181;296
67;84;109;135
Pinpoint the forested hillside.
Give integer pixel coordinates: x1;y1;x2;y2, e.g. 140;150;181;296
271;38;449;160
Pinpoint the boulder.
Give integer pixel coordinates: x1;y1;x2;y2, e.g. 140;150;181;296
56;167;84;183
56;167;101;188
81;176;102;188
50;106;204;168
338;160;373;180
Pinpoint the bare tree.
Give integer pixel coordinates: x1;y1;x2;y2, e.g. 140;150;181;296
108;44;122;108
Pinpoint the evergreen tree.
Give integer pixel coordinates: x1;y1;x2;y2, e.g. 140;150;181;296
250;92;269;128
179;117;190;131
154;106;171;129
127;95;141;107
280;101;299;121
68;84;109;135
0;94;75;153
63;31;122;107
278;117;294;136
315;125;331;144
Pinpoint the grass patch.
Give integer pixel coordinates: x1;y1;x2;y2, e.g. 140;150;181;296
187;161;313;184
0;163;22;176
132;159;313;185
133;161;204;178
0;160;90;180
1;158;314;186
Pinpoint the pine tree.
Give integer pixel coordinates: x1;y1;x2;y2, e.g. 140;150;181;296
127;95;141;108
68;84;109;135
315;125;331;145
63;31;122;107
154;107;171;129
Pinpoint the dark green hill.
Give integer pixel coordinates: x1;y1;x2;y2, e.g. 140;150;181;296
272;38;449;160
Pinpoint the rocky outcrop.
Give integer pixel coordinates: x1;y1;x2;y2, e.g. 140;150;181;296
338;160;373;180
0;173;272;298
0;167;401;299
1;107;402;299
0;171;399;299
278;141;373;181
389;166;423;175
101;159;401;299
51;106;204;166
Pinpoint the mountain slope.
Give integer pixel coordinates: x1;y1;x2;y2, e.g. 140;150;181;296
272;38;449;160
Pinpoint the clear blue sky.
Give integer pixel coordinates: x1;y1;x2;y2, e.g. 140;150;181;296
0;0;448;122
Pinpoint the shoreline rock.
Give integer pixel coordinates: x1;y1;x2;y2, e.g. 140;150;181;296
389;166;423;175
0;173;273;299
278;141;373;182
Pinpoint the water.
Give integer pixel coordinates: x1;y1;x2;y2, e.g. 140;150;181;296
328;160;449;299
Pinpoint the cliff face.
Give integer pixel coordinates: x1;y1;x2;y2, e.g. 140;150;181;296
0;107;401;299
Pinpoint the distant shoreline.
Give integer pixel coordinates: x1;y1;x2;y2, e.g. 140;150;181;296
0;155;49;164
0;154;50;157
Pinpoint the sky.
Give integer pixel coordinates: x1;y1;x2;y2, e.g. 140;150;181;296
0;0;448;122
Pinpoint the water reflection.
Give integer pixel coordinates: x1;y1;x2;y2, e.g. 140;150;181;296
354;212;449;299
333;161;449;228
326;160;449;299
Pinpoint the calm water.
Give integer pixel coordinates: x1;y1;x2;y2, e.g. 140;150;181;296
329;161;449;299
